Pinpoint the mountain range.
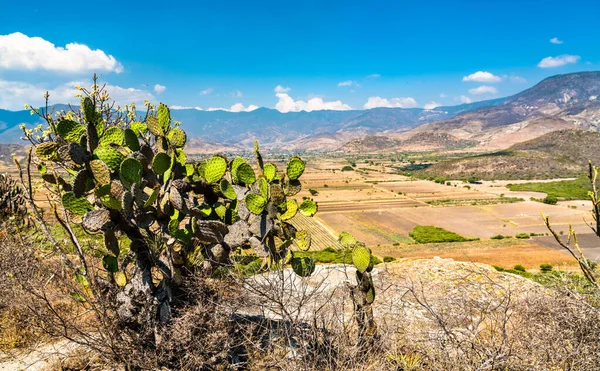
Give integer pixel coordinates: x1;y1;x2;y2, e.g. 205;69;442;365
0;71;599;152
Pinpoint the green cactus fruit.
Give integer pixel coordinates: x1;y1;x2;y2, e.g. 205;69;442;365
286;156;305;180
279;199;298;220
244;193;267;214
72;169;90;197
104;230;119;256
82;209;111;232
114;271;127;287
352;245;372;273
292;257;315;277
146;116;163;136
102;255;118;273
119;158;143;186
100;127;124;147
89;159;111;186
130;121;147;137
295;230;311;251
68;143;86;165
144;187;160;208
236;162;256;185
56;119;86;143
93;146;125;171
220;178;237;200
62;191;93;215
263;163;277;182
152;152;171;175
338;232;357;248
230;157;246;183
167;127;187;148
258;177;269;199
284;179;302;196
204;156;227;184
158;103;171;132
270;184;285;205
123;128;140;151
299;199;318;217
36;142;58;160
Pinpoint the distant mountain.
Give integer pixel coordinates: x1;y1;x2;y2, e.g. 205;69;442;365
404;71;600;150
0;97;505;150
412;129;600;180
342;133;477;153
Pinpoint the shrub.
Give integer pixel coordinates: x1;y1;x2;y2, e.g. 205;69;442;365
543;195;558;205
513;264;526;272
492;265;504;271
491;234;512;240
383;256;396;263
308;188;319;196
341;165;354;171
540;263;553;272
409;226;474;244
516;233;530;239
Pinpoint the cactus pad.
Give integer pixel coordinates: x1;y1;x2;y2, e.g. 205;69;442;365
230;157;246;183
68;143;86;165
104;230;120;256
82;97;95;122
82;209;111;232
157;103;171;132
263;163;277;182
89;160;111;186
123;128;140;151
36;142;58;160
167;127;187;148
114;271;127;287
284;179;302;196
169;187;184;211
279;199;298;220
100;127;124;147
295;230;311;251
286;157;305;180
146;116;163;136
130;122;148;137
270;184;285;205
365;275;375;304
102;255;118;273
236;162;256;185
258;177;269;199
119;158;143;186
56;120;85;143
291;257;315;277
62;191;93;215
244;193;267;214
338;232;357;248
120;190;133;216
299;199;318;217
204;156;227;184
152;152;172;175
94;146;125;171
352;245;372;273
72;169;90;197
220;179;237;200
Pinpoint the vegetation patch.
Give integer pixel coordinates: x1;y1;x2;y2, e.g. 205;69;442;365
507;176;591;200
408;225;476;244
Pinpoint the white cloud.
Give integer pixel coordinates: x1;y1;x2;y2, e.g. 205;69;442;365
274;87;351;112
0;32;123;73
274;85;291;94
171;106;203;110
363;96;418;109
207;103;259;112
200;88;213;95
0;79;154;110
468;85;497;95
154;84;166;94
537;54;580;68
550;37;563;44
460;95;472;104
423;101;440;110
366;74;381;79
509;76;527;83
462;71;502;83
337;80;354;87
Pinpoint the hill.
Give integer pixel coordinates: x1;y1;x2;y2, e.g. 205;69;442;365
411;129;600;180
342;132;477;152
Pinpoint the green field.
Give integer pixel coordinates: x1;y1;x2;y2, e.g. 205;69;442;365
507;176;591;200
408;225;476;244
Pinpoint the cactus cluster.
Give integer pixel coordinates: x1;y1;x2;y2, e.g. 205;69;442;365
340;232;376;306
0;173;27;225
31;95;319;323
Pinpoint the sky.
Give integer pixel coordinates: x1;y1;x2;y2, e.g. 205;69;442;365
0;0;599;112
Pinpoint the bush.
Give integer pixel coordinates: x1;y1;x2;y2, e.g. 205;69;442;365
515;233;530;239
540;264;553;272
492;265;505;272
409;226;474;244
491;234;512;240
383;256;396;263
341;165;354;171
543;195;558;205
513;264;526;272
308;188;319;196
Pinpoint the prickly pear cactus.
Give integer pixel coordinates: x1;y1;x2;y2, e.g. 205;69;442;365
27;88;319;327
0;173;27;226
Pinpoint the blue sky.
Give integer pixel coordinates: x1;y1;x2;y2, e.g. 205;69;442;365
0;0;598;111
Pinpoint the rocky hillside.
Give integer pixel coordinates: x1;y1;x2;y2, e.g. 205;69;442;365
412;129;600;180
343;132;477;152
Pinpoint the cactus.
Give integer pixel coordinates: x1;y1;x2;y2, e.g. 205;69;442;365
352;244;372;273
204;156;227;184
295;230;311;251
291;255;315;277
0;173;27;226
299;199;318;217
286;156;305;180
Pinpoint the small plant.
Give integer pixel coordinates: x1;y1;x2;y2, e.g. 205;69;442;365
540;263;553;272
308;188;319;196
492;265;504;271
513;264;526;272
383;256;396;263
341;165;354;171
515;233;530;239
543;195;558;204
